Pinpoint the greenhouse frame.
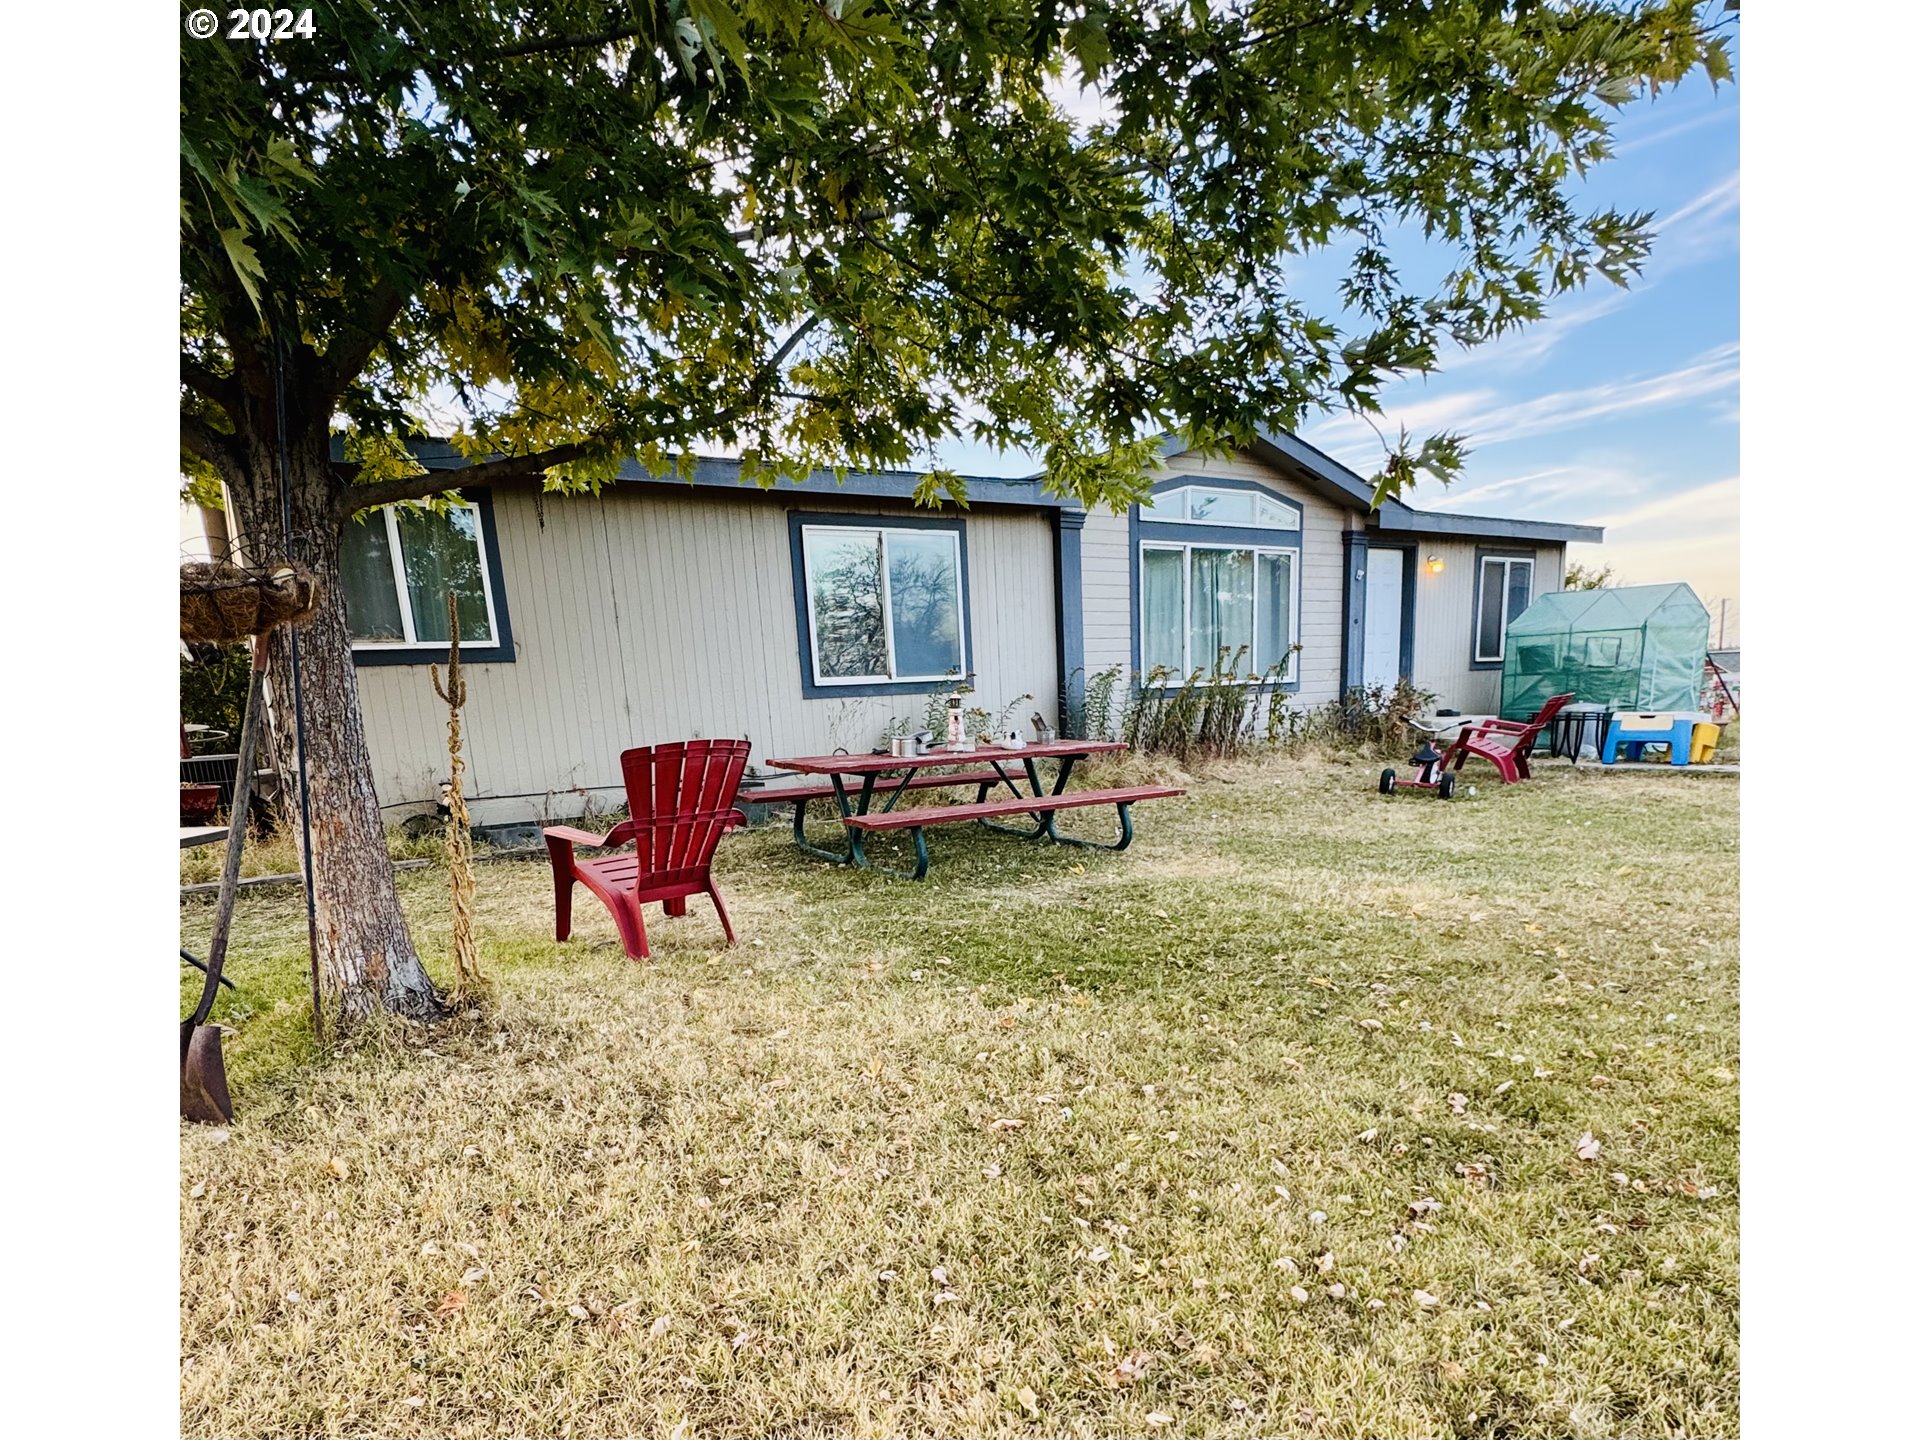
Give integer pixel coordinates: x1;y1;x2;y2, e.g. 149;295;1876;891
1501;582;1711;720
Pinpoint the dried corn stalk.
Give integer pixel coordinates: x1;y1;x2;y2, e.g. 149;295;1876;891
430;594;485;1002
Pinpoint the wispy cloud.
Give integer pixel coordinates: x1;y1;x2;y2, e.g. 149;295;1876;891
1565;476;1741;618
1304;343;1740;465
1615;104;1737;157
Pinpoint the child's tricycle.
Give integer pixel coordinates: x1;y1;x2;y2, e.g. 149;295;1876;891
1379;737;1458;799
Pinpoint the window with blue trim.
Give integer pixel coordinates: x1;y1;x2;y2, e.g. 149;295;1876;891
1141;542;1299;680
1140;484;1302;530
341;500;504;655
797;521;966;685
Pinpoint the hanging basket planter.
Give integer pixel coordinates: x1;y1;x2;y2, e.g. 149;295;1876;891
179;561;323;646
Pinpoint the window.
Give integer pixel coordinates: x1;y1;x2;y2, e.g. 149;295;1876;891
1474;554;1535;663
798;522;965;686
341;501;502;652
1140;484;1302;531
1140;542;1298;680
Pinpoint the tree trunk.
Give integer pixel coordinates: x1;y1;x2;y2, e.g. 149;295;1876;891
224;432;445;1027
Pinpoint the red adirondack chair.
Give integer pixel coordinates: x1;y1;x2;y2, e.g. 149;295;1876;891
543;739;751;960
1441;693;1576;785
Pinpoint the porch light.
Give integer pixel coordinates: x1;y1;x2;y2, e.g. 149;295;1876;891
1426;556;1445;575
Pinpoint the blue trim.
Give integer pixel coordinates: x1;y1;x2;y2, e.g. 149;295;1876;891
1340;532;1367;694
1469;546;1537;672
1054;508;1086;722
1138;518;1302;548
350;488;516;667
1127;503;1303;691
786;511;973;700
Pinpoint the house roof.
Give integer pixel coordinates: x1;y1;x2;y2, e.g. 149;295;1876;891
1156;428;1606;546
359;431;1602;541
395;439;1065;509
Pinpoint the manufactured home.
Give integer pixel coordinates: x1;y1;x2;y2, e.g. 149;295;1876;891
183;430;1601;825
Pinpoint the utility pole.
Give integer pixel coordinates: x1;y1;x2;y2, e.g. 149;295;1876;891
1717;598;1727;650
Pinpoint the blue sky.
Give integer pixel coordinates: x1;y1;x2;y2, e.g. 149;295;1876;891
950;65;1742;642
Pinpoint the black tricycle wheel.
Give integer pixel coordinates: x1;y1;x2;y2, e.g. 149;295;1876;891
1438;770;1458;800
1378;768;1396;795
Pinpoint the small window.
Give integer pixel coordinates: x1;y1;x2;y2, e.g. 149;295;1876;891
1583;634;1623;667
800;523;965;685
342;501;500;650
1474;555;1535;663
1140;541;1298;680
1143;484;1302;531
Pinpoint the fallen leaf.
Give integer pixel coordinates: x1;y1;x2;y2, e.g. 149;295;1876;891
1413;1289;1441;1308
988;1117;1024;1132
1289;1285;1310;1303
189;1181;206;1200
1575;1132;1602;1161
1447;1093;1469;1115
435;1290;467;1317
1016;1385;1041;1417
1110;1349;1152;1386
1316;1252;1335;1274
567;1304;591;1321
1357;1018;1383;1032
1145;1412;1174;1428
460;1267;485;1286
1441;1361;1467;1382
649;1314;672;1337
327;1156;350;1180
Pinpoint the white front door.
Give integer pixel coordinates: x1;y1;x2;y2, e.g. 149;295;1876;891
1363;548;1405;689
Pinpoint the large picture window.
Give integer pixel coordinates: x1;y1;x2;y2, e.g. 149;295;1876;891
1140;542;1298;680
341;500;502;653
798;522;965;686
1474;554;1535;663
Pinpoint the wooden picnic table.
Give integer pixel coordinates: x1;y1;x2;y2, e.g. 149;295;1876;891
764;739;1180;878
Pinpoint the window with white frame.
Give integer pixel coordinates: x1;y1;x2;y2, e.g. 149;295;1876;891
340;501;501;649
800;523;965;684
1140;542;1299;680
1474;554;1535;663
1139;484;1302;531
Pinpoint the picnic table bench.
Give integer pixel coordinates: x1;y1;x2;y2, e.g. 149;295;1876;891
764;740;1183;879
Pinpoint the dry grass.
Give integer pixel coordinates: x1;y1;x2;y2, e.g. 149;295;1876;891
181;756;1738;1439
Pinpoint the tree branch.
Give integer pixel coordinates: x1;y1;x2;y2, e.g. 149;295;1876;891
317;281;411;411
181;412;246;479
339;442;600;514
181;359;242;418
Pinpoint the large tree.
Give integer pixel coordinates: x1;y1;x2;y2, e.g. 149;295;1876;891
181;0;1731;1023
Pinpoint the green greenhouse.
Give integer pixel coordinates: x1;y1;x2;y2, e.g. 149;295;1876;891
1501;582;1711;720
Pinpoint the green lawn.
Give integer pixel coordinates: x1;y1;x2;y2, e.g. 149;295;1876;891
180;755;1738;1439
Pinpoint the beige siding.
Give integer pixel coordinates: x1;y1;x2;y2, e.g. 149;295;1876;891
355;485;1058;825
1406;539;1566;714
1079;504;1133;675
1075;449;1355;705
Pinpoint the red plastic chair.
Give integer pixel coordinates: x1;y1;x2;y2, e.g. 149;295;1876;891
1441;693;1575;785
543;740;751;960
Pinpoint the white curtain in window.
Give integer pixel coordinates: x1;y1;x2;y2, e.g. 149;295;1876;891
1256;552;1293;674
1141;548;1185;673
